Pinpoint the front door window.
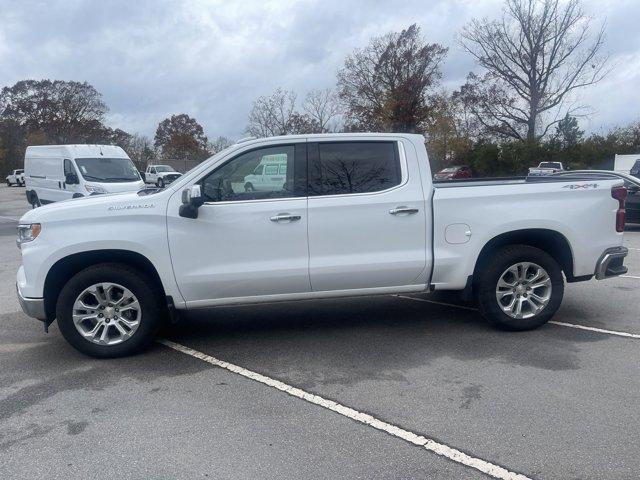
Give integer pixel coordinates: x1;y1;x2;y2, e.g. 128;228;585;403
200;144;304;201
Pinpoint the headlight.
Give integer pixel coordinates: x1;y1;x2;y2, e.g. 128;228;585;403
85;184;107;194
17;223;41;248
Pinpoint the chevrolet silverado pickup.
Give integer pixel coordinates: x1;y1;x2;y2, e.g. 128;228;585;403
16;133;629;357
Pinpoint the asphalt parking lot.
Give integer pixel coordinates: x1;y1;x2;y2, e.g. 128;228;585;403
1;183;639;479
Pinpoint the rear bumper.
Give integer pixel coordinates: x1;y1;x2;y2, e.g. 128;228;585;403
595;246;628;280
16;283;46;321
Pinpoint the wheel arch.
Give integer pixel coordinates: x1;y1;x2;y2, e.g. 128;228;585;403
472;229;577;288
43;249;166;321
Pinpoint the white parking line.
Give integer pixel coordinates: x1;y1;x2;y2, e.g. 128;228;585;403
548;321;640;339
158;339;531;480
395;295;640;339
622;275;640;279
0;215;19;222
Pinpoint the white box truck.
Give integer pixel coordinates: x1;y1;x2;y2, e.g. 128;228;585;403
614;154;640;174
24;145;145;206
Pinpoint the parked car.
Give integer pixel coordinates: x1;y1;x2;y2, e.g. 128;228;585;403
434;166;472;180
24;145;145;207
144;165;183;188
528;162;565;176
6;169;24;186
16;133;628;357
553;170;640;225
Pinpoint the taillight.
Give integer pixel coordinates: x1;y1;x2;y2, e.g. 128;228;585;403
611;185;627;232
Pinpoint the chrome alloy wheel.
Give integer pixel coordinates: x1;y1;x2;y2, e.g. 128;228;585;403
495;262;552;319
72;283;141;345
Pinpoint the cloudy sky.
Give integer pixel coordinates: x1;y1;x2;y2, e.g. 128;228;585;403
0;0;638;140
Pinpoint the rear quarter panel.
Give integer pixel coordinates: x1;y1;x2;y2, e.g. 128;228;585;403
431;180;624;289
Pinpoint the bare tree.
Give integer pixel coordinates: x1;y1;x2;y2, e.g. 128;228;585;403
460;0;608;142
208;135;234;155
337;24;447;132
126;134;155;170
246;88;297;137
302;89;342;132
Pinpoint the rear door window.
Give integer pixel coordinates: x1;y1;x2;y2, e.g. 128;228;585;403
308;141;401;196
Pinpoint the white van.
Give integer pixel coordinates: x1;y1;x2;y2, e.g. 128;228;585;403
242;153;288;192
24;145;145;206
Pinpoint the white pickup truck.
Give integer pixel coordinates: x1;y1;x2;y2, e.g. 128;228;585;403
15;133;629;357
144;164;183;188
6;169;24;186
528;161;565;176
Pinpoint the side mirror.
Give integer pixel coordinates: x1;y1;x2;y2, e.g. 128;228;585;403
65;172;79;185
139;171;146;182
179;185;205;219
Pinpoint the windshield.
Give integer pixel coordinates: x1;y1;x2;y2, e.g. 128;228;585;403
155;165;176;173
16;170;23;174
75;158;141;182
539;162;562;169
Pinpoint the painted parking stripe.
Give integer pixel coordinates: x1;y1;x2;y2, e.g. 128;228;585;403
621;275;640;279
395;295;640;339
0;215;19;222
548;321;640;339
158;339;531;480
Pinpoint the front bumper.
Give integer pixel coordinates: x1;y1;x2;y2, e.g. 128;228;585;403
16;283;46;321
595;246;628;280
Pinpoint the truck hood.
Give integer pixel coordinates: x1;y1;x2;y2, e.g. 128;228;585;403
19;190;164;224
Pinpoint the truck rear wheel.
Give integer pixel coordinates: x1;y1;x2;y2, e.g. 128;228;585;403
476;245;564;331
56;263;164;358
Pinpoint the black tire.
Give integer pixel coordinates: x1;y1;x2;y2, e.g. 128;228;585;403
6;180;11;187
157;178;164;188
56;263;165;358
26;190;41;208
476;245;564;331
244;182;254;192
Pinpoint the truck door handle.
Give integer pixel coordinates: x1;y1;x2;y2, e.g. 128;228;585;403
389;206;419;215
270;213;301;222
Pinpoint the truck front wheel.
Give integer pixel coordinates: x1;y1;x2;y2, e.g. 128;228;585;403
56;263;164;358
476;245;564;331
